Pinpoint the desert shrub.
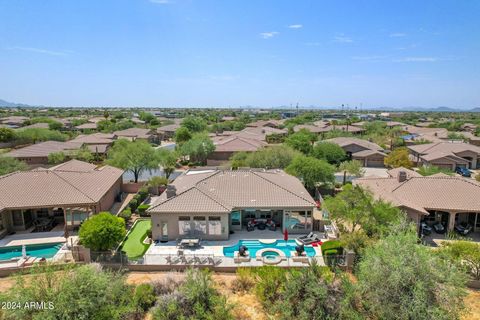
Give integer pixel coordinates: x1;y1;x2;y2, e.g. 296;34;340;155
151;269;234;320
79;212;126;251
324;249;339;255
253;266;287;306
134;283;156;312
231;268;255;294
152;273;185;295
137;204;150;216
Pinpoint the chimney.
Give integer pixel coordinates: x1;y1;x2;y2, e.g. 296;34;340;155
398;171;407;183
166;185;177;198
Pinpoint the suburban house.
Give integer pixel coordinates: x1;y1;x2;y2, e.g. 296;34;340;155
69;132;115;157
157;124;180;140
74;122;98;131
246;119;283;128
3;140;84;166
207;135;267;165
355;168;480;233
113;127;159;143
325;137;387;167
0;160;123;239
408;142;480;170
148;169;316;241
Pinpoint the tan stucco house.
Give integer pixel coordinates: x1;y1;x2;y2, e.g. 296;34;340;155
325;137;387;167
408;142;480;170
148;169;316;241
0;160;123;239
355;168;480;233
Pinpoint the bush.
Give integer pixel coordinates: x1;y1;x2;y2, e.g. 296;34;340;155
323;249;339;255
79;212;126;251
119;208;132;221
253;266;287;306
137;204;150;216
321;240;343;255
138;187;149;201
134;283;156;312
129;199;138;211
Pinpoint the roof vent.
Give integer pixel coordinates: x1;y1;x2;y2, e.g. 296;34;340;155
398;171;407;183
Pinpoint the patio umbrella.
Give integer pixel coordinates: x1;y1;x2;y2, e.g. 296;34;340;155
22;244;27;259
283;229;288;241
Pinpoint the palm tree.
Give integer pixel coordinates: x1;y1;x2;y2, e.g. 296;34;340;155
339;160;365;185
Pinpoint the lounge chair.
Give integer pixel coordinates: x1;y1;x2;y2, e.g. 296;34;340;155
166;255;180;265
296;233;320;245
194;256;209;265
297;232;314;242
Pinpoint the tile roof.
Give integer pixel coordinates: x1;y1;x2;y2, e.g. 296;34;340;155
71;133;115;144
325;137;383;151
157;124;180;133
355;175;480;214
4;141;83;158
0;160;123;211
149;169;315;214
75;122;97;130
408;142;480;155
114;128;152;139
213;136;267;152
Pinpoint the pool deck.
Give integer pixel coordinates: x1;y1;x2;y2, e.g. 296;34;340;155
0;229;77;247
143;230;326;267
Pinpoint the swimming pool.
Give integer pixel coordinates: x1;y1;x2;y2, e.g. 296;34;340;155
223;240;316;258
0;242;64;261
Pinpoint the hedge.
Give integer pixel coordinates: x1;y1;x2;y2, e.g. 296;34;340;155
321;240;343;256
137;204;150;216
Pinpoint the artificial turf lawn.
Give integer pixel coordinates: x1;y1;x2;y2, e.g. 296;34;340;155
121;219;152;259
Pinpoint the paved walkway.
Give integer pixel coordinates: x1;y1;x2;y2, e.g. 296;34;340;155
0;230;77;247
110;193;136;215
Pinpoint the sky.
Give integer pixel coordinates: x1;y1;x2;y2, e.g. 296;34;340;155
0;0;479;109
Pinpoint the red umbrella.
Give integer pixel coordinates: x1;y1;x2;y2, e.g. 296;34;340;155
283;228;289;241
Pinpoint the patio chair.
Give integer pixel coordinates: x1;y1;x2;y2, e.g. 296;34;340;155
166;255;180;265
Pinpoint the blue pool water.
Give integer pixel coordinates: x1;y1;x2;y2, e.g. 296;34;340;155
0;242;64;261
223;240;316;258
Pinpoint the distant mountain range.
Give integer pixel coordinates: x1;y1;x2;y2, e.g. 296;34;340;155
0;98;479;112
0;99;39;108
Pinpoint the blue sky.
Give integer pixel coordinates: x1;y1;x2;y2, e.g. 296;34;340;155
0;0;479;108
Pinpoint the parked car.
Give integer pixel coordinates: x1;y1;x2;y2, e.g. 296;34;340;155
455;223;473;235
455;167;472;177
433;222;446;234
420;222;432;235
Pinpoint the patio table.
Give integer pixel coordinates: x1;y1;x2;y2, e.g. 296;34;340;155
179;238;200;248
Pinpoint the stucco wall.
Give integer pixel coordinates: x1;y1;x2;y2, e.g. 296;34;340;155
98;177;122;212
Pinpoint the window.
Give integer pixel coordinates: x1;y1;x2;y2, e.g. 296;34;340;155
285;210;309;230
208;217;222;235
193;216;207;235
178;216;191;236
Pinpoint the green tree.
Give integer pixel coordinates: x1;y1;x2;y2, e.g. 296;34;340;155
157;148;177;179
441;240;480;280
338;160;365;185
285;129;317;154
174;126;192;145
79;212;126;251
285;155;335;190
357;230;467;320
312;142;347;165
106;139;159;182
384;147;413;169
0;264;138;320
0;157;28;175
181;116;207;132
48;151;66;164
230;145;301;169
15;128;67;144
0;127;16;142
324;184;404;236
179;133;215;165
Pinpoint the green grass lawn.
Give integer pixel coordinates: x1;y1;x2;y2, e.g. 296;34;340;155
121;219;152;260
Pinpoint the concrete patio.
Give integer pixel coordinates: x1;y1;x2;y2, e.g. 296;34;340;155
143;229;326;267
